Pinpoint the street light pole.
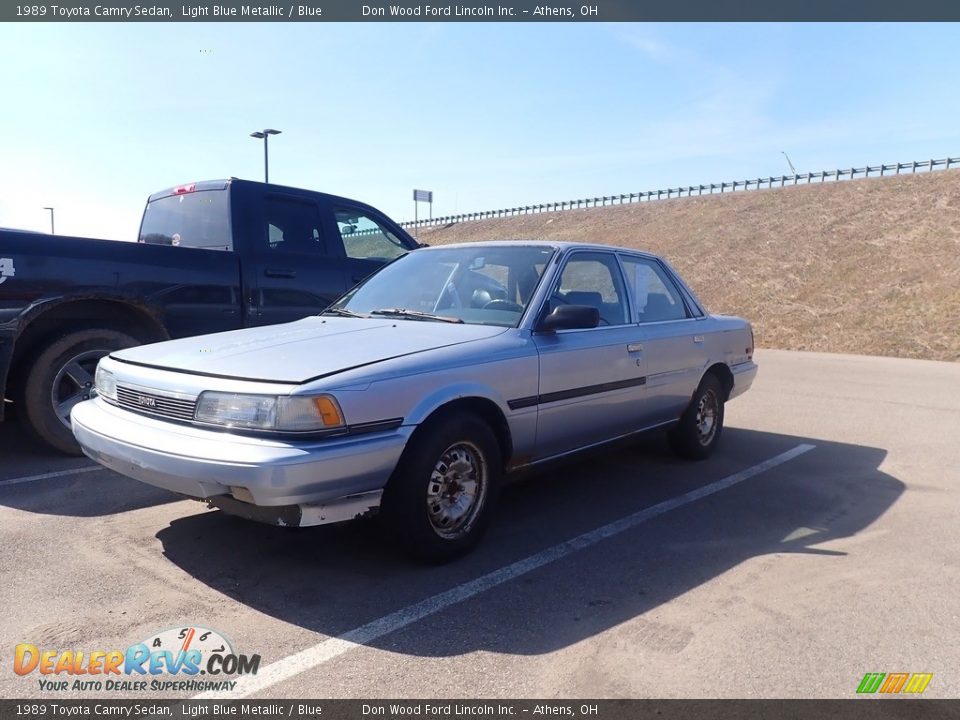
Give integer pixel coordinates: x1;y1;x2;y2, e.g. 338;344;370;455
250;129;282;183
43;207;55;235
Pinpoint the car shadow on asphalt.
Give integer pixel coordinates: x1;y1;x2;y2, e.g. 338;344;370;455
153;427;904;658
0;406;179;517
0;467;179;517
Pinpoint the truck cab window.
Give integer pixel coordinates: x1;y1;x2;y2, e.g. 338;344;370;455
333;207;408;261
264;198;326;255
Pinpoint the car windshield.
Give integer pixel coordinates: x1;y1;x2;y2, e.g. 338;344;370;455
329;245;556;327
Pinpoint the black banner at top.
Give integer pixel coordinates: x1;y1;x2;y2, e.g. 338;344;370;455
4;0;960;22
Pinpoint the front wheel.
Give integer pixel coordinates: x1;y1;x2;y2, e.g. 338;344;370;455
668;374;725;460
20;328;139;455
381;412;502;563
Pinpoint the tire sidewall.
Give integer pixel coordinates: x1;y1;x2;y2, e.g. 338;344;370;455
21;328;139;455
672;374;725;460
383;413;502;563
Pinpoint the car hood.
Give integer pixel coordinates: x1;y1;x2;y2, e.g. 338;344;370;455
111;316;508;384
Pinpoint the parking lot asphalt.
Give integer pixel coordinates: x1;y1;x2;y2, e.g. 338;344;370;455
1;348;958;699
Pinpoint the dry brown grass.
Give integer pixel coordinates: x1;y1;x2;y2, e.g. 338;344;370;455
413;170;960;362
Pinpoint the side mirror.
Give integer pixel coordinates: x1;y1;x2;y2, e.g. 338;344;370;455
538;304;600;332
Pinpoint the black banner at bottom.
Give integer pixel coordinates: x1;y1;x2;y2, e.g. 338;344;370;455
0;700;958;720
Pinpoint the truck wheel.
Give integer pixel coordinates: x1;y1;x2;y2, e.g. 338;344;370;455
668;374;725;461
381;412;502;563
21;328;138;455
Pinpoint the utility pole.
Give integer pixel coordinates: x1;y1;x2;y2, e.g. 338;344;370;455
43;207;55;234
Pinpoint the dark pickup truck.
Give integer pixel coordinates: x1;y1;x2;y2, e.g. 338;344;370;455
0;178;419;454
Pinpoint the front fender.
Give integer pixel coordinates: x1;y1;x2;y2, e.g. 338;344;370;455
404;380;513;427
401;379;538;470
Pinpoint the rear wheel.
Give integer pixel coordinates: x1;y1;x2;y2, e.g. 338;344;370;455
20;328;138;455
668;374;725;460
381;412;501;563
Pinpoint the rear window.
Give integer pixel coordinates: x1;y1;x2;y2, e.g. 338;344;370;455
139;189;232;251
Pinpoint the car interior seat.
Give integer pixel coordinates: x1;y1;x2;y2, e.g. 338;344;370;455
564;291;604;309
516;266;541;304
564;290;624;325
641;293;680;322
280;224;318;254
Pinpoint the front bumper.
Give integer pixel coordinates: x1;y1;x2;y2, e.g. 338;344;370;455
72;398;412;508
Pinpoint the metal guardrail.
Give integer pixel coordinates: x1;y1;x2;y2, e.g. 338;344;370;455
400;156;959;229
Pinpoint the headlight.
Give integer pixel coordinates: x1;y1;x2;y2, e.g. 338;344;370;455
94;364;117;401
194;392;345;433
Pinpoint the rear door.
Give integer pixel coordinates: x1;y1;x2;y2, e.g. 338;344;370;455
619;253;707;425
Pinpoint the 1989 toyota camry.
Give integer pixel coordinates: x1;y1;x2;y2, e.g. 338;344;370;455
72;241;756;561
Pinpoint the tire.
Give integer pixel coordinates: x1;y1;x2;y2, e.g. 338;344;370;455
381;412;502;563
20;328;139;455
668;374;725;461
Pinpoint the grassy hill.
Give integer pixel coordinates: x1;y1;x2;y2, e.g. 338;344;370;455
412;169;960;362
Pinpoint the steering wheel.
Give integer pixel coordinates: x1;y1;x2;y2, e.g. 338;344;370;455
482;299;524;312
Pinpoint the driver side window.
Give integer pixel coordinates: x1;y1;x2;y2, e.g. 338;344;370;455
554;252;628;326
333;207;408;261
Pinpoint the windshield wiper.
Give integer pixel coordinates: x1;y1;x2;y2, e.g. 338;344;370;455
322;307;370;318
370;308;464;324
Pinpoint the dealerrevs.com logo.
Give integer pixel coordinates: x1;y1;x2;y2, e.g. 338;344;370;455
15;626;260;693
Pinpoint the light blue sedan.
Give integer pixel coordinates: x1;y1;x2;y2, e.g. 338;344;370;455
72;241;757;561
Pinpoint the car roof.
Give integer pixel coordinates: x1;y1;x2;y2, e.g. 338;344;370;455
146;178;396;212
418;239;660;259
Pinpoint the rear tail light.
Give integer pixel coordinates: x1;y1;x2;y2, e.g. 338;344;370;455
173;183;196;195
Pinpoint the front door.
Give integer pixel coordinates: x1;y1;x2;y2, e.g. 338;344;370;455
532;251;649;459
249;194;348;327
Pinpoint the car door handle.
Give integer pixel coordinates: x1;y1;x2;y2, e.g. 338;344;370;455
265;268;296;279
627;343;643;352
693;335;704;343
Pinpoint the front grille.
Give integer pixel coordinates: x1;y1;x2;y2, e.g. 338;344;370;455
116;385;197;422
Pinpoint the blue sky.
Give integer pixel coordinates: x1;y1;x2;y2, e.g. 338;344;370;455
1;22;958;240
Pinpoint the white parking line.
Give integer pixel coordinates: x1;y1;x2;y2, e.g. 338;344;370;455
198;442;816;699
0;465;101;487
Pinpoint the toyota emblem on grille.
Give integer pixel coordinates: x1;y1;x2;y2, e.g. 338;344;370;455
135;395;157;408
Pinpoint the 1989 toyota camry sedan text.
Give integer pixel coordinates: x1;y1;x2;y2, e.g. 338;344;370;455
72;241;757;561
